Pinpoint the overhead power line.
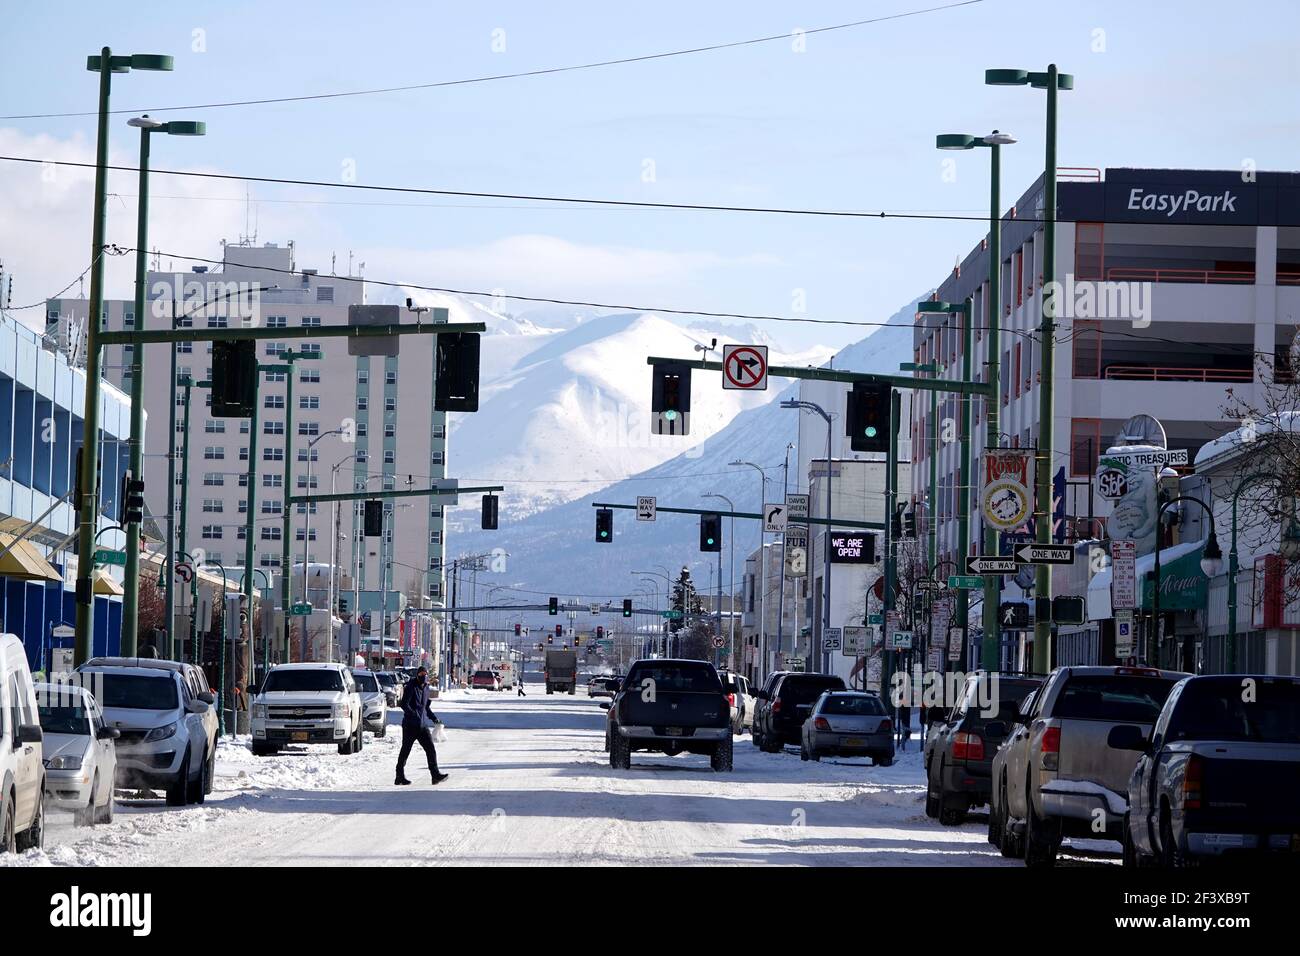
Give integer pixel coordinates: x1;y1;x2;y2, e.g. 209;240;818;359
0;2;987;121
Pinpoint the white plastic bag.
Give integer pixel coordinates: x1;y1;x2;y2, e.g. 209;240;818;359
432;721;448;743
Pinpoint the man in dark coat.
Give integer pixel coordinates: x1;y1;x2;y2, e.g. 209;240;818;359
395;667;448;786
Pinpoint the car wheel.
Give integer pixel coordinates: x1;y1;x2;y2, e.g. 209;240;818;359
203;747;216;796
987;785;1003;847
188;749;206;805
1023;791;1058;868
355;723;364;753
876;754;893;767
96;787;115;825
166;753;190;806
0;792;13;854
711;734;734;772
799;743;809;761
16;790;44;851
74;775;98;827
1160;805;1197;868
610;731;631;770
751;728;763;749
939;791;967;827
924;765;940;818
376;725;386;739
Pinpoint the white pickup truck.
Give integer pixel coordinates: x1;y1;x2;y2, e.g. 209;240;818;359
249;663;363;757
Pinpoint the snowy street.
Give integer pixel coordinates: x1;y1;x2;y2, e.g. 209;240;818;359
10;690;1119;867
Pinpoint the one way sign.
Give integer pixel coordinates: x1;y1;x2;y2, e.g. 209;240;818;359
967;555;1018;575
1016;544;1074;565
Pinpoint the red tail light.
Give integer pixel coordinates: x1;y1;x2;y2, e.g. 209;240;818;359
1183;753;1203;809
951;732;985;761
772;699;782;713
1040;726;1060;771
728;693;735;707
879;718;892;735
814;717;831;731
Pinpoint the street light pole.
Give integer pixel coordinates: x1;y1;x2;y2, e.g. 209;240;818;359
1149;495;1223;670
74;48;175;668
703;493;734;667
121;113;204;657
731;461;768;674
987;66;1073;673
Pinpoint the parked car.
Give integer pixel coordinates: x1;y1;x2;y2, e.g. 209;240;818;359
78;657;218;807
750;671;791;748
753;672;847;752
925;671;1044;825
35;682;118;826
1;633;45;851
602;659;732;771
471;670;501;691
350;669;388;738
1113;673;1300;866
375;671;401;707
720;671;754;735
989;665;1186;867
248;662;363;757
801;691;894;764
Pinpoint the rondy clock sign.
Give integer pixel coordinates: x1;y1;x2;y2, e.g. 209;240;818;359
981;449;1032;531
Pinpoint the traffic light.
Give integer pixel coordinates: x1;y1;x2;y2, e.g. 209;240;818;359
547;634;553;645
846;380;890;453
574;634;581;646
210;340;258;417
549;596;558;615
514;623;522;637
595;507;613;543
651;361;691;436
481;494;499;530
596;625;604;640
1052;595;1086;626
700;512;722;552
622;598;633;618
120;472;145;525
556;624;564;637
901;508;917;539
434;332;480;412
363;500;384;537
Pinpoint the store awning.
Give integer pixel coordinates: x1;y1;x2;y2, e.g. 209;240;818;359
92;569;124;596
0;532;64;583
1088;539;1208;620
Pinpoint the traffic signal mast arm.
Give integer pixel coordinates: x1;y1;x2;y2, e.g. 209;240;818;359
98;320;487;345
591;500;883;531
288;484;504;506
645;355;993;398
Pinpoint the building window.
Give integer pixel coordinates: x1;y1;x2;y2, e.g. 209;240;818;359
239;420;251;434
355;450;367;463
429;530;442;544
295;475;319;489
238;474;249;488
265;342;286;356
432;425;445;439
295;502;318;515
299;396;320;410
263;447;284;462
384;423;395;438
301;315;322;327
238;501;248;514
1069;418;1103;477
431;451;444;465
299;422;319;436
265;395;285;409
263;474;283;488
357;370;369;385
177;341;193;354
264;421;284;435
204;420;226;434
206;315;229;328
1072;319;1102;379
202;499;223;513
261;501;282;515
385;398;396;412
265;370;285;383
357;397;368;411
300;368;320;383
385;370;397;385
203;473;224;486
239;446;249;461
261;527;281;541
201;525;223;540
203;446;225;460
382;477;394;491
356;423;368;438
430;505;443;518
266;316;287;329
301;343;321;357
383;450;395;465
296;448;319;462
295;528;318;541
259;553;278;568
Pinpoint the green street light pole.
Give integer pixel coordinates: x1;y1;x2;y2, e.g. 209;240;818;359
278;351;318;662
120;114;205;657
987;66;1073;673
74;48;174;668
936;131;1015;669
1149;496;1222;669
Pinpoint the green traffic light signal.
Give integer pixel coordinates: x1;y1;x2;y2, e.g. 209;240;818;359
864;426;878;437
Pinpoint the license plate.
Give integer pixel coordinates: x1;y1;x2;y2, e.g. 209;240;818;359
664;727;684;736
844;737;865;747
292;731;309;742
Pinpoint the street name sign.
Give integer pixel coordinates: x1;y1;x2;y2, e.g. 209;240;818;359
93;548;126;567
948;575;983;590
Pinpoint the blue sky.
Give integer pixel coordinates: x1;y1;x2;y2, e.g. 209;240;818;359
2;0;1297;350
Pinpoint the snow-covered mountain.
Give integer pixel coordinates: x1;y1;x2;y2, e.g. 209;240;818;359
446;295;922;603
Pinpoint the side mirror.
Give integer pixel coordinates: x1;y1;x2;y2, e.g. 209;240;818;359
198;691;216;705
1107;724;1149;753
97;726;121;740
186;699;210;715
598;702;611;711
983;721;1007;739
17;723;43;745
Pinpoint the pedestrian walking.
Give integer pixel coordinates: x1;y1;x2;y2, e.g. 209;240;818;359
395;666;449;786
517;676;526;697
896;701;912;751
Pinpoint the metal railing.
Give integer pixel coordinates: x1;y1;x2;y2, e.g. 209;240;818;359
1105;266;1255;285
1103;365;1253;383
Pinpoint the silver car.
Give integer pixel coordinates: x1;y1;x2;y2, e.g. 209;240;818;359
35;683;119;826
350;669;389;738
77;658;219;807
800;691;894;765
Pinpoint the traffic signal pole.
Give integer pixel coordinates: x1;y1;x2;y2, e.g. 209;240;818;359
955;298;974;669
882;390;900;702
177;376;194;660
589;501;883;531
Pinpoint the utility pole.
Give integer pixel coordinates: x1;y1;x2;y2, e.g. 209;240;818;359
178;376;195;661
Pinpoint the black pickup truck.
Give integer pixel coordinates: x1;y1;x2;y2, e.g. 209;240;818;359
602;659;733;771
1112;673;1300;866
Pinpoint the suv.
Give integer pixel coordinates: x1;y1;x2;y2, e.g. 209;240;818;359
350;669;388;738
249;663;363;756
78;657;218;807
749;671;791;748
1;633;45;852
753;672;847;752
1114;674;1300;866
602;659;733;771
925;671;1044;825
989;665;1186;866
720;671;754;735
470;670;500;691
